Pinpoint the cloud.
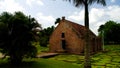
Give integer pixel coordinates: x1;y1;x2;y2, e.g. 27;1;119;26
26;0;44;7
0;0;25;13
106;5;120;21
68;10;84;22
68;5;120;35
36;12;55;28
37;0;44;5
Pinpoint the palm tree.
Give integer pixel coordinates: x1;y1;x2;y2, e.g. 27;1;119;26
0;12;41;64
64;0;106;68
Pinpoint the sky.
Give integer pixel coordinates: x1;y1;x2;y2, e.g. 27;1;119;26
0;0;120;35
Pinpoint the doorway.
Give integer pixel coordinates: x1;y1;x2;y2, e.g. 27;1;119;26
62;40;66;50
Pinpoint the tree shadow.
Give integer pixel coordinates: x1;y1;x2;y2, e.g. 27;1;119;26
0;59;43;68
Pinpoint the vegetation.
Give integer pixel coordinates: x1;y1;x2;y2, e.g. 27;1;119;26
0;58;80;68
0;12;41;64
0;45;120;68
63;0;106;68
39;26;54;47
98;20;120;44
55;18;61;24
34;42;49;54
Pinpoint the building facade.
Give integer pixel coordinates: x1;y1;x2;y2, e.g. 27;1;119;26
49;17;102;54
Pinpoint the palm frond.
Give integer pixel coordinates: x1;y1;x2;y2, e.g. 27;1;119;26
74;0;84;7
64;0;84;7
64;0;106;7
97;0;106;6
88;0;106;6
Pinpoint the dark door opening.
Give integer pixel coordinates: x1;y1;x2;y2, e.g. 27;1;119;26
62;40;66;50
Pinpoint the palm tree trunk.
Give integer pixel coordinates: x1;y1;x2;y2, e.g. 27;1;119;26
84;2;91;68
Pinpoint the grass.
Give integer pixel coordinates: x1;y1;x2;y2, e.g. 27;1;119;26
0;45;120;68
49;54;84;65
91;45;120;68
48;45;120;68
34;42;49;54
0;58;80;68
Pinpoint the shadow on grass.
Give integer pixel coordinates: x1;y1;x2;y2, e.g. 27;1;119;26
0;61;40;68
0;58;81;68
0;58;47;68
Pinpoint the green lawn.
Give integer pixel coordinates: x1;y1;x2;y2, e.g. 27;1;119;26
0;58;80;68
48;45;120;68
0;45;120;68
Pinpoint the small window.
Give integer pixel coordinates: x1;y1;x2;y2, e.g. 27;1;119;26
61;33;65;38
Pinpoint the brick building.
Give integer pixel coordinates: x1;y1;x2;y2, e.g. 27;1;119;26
49;17;102;54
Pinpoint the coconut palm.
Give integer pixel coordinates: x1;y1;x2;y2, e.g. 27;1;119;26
64;0;106;68
0;12;41;64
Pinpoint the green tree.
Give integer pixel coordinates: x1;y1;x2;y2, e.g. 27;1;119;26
39;26;54;47
0;11;41;64
55;18;61;24
98;20;120;44
64;0;106;68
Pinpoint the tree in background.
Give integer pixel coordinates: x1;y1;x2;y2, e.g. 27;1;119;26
98;20;120;44
0;11;41;64
39;26;54;47
63;0;106;68
55;18;61;24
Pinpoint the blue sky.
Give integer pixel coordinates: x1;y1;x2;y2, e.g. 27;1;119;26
0;0;120;35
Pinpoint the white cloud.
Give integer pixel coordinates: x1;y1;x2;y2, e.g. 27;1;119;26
106;5;120;21
36;12;55;28
26;0;34;7
26;0;44;7
68;5;120;35
37;0;44;6
90;8;105;23
68;10;84;22
0;0;25;13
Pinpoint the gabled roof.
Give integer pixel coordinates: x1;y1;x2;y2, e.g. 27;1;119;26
61;17;96;38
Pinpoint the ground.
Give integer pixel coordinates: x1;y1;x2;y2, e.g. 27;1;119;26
0;45;120;68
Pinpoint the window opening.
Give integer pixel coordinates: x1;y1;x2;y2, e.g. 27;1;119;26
61;33;65;38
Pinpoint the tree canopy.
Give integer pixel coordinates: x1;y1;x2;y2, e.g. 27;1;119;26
39;26;54;47
0;11;41;64
98;20;120;44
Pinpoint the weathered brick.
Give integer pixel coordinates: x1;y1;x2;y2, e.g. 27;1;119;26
49;17;102;54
